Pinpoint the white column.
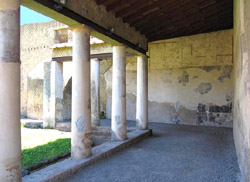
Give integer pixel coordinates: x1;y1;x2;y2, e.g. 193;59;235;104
71;25;92;159
91;59;100;126
0;0;21;181
136;55;148;130
43;60;51;128
112;46;127;140
50;61;63;128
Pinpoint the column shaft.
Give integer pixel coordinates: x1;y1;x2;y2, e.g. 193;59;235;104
0;0;21;181
50;61;63;128
136;55;148;129
91;59;100;126
71;26;92;159
43;61;51;128
112;46;127;140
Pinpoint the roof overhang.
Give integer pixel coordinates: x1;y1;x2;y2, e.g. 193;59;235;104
21;0;233;54
21;0;148;54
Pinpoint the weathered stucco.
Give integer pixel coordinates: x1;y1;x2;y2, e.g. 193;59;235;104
27;62;44;119
21;21;107;119
149;30;233;69
103;29;234;127
21;21;233;128
61;59;112;120
21;21;65;118
0;1;21;180
233;0;250;181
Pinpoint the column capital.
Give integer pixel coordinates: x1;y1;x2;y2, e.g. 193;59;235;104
91;58;101;62
113;45;126;58
71;24;92;33
137;54;149;59
113;44;126;48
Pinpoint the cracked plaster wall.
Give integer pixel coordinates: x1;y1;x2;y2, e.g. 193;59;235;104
21;21;234;129
21;21;65;118
104;29;234;127
62;59;112;120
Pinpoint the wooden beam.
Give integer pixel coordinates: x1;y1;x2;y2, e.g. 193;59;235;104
95;0;107;5
106;0;134;12
136;0;232;36
21;0;148;55
52;52;136;62
133;4;182;31
123;0;174;25
115;0;154;18
148;14;232;41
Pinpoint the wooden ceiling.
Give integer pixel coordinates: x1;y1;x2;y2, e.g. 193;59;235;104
94;0;233;41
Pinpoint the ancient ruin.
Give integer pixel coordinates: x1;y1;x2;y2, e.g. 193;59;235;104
0;0;250;181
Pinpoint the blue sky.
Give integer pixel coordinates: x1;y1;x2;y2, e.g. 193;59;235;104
21;6;53;25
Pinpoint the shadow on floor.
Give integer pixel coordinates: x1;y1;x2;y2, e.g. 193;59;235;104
63;120;241;182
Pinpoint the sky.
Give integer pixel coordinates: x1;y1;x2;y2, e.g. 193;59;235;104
21;6;53;25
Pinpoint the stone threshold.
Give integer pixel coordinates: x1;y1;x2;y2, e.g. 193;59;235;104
23;129;152;182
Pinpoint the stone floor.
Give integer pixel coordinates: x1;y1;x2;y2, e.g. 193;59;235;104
63;120;241;182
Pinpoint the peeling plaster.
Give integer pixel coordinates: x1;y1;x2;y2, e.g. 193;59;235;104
76;116;85;132
218;66;232;82
195;83;212;95
0;10;20;62
178;70;189;86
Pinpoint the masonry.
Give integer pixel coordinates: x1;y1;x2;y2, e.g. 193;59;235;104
3;0;250;181
21;21;66;119
21;23;233;128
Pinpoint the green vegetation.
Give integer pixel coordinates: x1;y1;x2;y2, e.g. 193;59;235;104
21;123;25;128
22;138;71;169
33;124;43;129
100;111;106;119
43;125;52;129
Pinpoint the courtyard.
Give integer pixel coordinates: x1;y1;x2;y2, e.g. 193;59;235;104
62;121;241;182
21;119;241;182
1;0;250;182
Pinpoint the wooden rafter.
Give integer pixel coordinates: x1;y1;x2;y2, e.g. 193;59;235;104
94;0;233;41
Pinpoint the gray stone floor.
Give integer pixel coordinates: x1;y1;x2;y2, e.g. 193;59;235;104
63;120;241;182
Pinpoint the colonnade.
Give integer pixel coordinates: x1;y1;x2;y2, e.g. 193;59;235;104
0;3;148;179
70;25;149;159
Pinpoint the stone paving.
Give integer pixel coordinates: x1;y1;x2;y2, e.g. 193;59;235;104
63;120;241;182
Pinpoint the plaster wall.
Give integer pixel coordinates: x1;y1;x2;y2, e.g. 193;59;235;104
105;29;234;127
21;21;65;118
21;20;113;120
21;21;234;129
233;0;250;181
26;62;44;119
62;59;112;120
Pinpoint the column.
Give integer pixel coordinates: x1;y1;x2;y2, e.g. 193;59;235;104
0;0;21;181
112;46;127;140
136;55;148;130
71;25;92;159
50;61;63;128
91;59;100;126
43;60;51;128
